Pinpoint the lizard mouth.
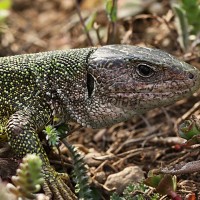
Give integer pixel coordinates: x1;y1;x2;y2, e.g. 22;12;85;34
108;78;195;97
107;86;195;110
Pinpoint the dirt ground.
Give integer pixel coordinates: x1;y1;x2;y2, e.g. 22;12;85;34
1;0;200;199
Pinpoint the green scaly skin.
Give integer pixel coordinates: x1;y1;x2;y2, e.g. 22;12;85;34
0;45;200;199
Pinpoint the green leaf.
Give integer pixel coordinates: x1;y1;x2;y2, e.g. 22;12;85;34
85;12;97;32
173;4;189;51
105;0;117;22
178;119;200;140
0;0;11;10
181;0;200;34
144;174;164;187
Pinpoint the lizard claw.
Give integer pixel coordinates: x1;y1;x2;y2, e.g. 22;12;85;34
42;167;77;200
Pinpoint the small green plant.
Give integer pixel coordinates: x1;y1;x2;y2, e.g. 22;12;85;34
44;124;97;199
105;0;117;44
173;0;200;51
7;154;44;199
178;115;200;146
43;125;60;146
144;171;182;200
74;0;118;45
105;0;117;23
62;139;95;200
85;12;97;33
110;183;160;200
181;0;200;35
43;123;70;147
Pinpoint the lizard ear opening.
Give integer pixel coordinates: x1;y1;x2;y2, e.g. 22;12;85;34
87;73;95;98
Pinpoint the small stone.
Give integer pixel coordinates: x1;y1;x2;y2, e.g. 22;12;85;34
95;171;106;184
104;166;144;193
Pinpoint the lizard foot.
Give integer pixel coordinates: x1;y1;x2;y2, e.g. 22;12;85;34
42;167;77;200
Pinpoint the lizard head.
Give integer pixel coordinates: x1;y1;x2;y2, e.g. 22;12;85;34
79;45;200;128
63;45;200;128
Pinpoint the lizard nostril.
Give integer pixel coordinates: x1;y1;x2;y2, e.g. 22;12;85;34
188;72;194;79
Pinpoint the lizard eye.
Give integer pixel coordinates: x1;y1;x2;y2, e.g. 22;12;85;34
136;64;155;77
87;73;95;98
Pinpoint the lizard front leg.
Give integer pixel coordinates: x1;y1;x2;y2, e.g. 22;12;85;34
6;105;77;200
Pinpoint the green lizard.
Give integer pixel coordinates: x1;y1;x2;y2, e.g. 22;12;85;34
0;45;200;199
